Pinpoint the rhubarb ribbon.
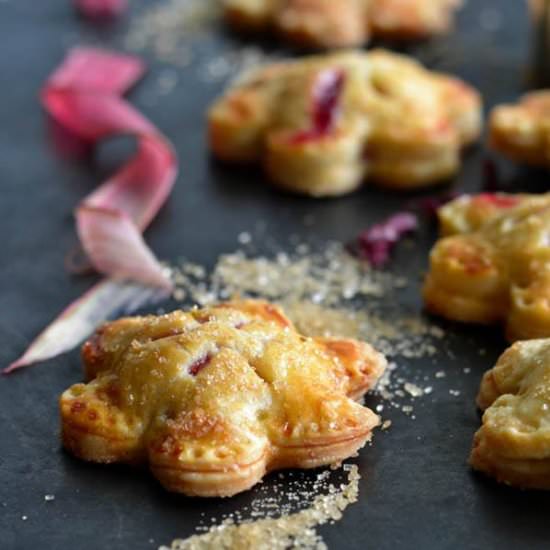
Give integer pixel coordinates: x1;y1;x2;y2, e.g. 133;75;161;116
5;281;167;374
356;213;419;268
43;47;176;290
5;48;177;373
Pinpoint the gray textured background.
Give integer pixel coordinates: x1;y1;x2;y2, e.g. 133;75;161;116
1;1;549;548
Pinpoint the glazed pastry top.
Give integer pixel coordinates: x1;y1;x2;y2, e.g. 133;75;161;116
78;300;383;446
213;50;479;150
477;339;550;416
61;300;386;496
437;193;550;264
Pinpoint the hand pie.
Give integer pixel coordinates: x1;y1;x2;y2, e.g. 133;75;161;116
490;92;550;167
423;193;550;341
208;50;481;197
223;0;462;49
470;339;550;490
60;300;387;497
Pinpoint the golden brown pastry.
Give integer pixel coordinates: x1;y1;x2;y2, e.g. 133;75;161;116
490;92;550;167
224;0;462;49
208;50;481;197
471;339;550;490
60;300;386;497
423;192;550;341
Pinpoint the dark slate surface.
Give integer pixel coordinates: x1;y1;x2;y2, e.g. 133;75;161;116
1;1;549;549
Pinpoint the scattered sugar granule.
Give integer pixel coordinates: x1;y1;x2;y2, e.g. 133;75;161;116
162;466;361;550
238;232;252;245
404;383;424;398
171;240;446;363
156;70;179;95
125;0;220;65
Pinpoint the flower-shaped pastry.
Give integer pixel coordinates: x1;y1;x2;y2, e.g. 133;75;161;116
470;339;550;489
423;193;550;341
208;50;481;197
223;0;462;49
490;92;550;167
61;300;386;497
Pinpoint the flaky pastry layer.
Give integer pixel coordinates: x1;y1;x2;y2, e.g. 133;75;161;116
490;92;550;167
208;50;481;197
471;339;550;489
60;299;387;497
423;193;550;341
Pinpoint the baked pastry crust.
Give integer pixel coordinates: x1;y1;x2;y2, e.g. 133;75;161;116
60;299;386;497
208;50;481;197
223;0;462;49
423;193;550;341
470;339;550;490
490;92;550;167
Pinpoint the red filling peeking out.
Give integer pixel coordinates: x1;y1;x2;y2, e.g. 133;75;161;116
474;193;520;208
188;354;212;376
290;69;345;144
357;212;418;268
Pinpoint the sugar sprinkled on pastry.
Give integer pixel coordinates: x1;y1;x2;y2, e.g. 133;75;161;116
423;192;550;341
470;339;550;490
223;0;462;49
60;299;386;497
490;92;550;167
208;50;481;197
